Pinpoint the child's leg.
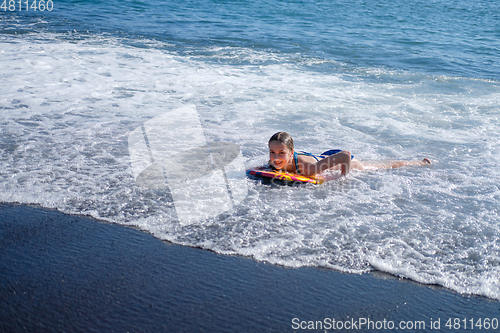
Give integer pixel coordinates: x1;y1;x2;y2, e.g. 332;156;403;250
328;158;364;171
355;158;431;171
350;158;365;170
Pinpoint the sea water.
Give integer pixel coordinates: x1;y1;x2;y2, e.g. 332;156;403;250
1;0;499;300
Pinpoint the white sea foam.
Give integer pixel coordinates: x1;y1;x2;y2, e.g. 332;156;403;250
1;33;500;300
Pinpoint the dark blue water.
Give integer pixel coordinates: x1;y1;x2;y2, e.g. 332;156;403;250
3;0;499;79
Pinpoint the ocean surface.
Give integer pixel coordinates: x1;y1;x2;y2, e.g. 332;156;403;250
1;0;499;301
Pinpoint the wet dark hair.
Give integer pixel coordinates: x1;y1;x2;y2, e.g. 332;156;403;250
268;131;294;152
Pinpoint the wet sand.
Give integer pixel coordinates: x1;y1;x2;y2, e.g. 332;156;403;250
1;203;498;332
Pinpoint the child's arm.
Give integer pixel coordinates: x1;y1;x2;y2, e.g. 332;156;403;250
301;151;351;177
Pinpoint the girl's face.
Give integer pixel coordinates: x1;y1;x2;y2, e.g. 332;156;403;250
269;141;293;170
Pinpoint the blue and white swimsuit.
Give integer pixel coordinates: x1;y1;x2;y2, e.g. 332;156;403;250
293;149;354;174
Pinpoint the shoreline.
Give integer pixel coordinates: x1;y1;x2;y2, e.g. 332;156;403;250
1;203;498;332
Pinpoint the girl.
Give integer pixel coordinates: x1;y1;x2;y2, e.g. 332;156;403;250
268;131;431;177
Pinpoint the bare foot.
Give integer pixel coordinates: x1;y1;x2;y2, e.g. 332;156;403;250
422;158;431;165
